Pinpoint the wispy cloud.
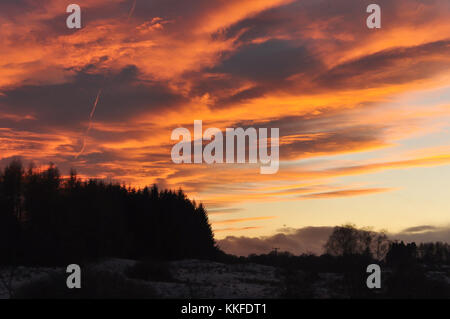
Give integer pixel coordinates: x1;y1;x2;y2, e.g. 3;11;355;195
401;225;438;234
211;216;277;225
300;187;395;199
214;226;263;233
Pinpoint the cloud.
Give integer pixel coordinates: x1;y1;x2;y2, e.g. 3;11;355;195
207;207;244;215
394;225;450;243
211;38;322;84
0;65;186;129
300;187;395;199
316;40;450;90
401;225;438;233
217;226;334;256
214;226;263;233
279;126;387;160
211;216;277;225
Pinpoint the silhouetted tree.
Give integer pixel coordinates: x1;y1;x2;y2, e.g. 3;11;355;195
324;224;390;259
0;160;23;265
417;242;450;265
386;241;417;267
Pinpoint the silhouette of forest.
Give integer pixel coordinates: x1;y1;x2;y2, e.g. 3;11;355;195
0;159;218;266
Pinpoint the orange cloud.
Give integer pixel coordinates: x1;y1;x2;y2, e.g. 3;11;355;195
211;216;277;225
214;226;263;233
300;187;395;199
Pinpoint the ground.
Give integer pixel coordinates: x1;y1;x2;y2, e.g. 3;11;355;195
0;259;282;299
1;259;449;299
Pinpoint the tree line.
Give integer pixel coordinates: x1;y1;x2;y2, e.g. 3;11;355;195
0;160;219;266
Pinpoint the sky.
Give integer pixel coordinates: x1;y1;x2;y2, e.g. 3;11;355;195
1;0;450;254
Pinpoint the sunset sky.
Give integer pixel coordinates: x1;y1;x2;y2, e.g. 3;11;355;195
1;0;450;252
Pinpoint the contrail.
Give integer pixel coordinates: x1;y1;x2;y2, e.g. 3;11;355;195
90;89;102;118
75;89;102;159
127;0;136;20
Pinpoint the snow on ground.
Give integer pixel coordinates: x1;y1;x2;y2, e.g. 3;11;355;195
91;258;137;273
311;273;345;299
2;259;449;298
153;259;281;298
0;259;282;299
0;265;60;299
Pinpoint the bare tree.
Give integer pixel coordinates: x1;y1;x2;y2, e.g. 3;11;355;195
325;224;390;259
